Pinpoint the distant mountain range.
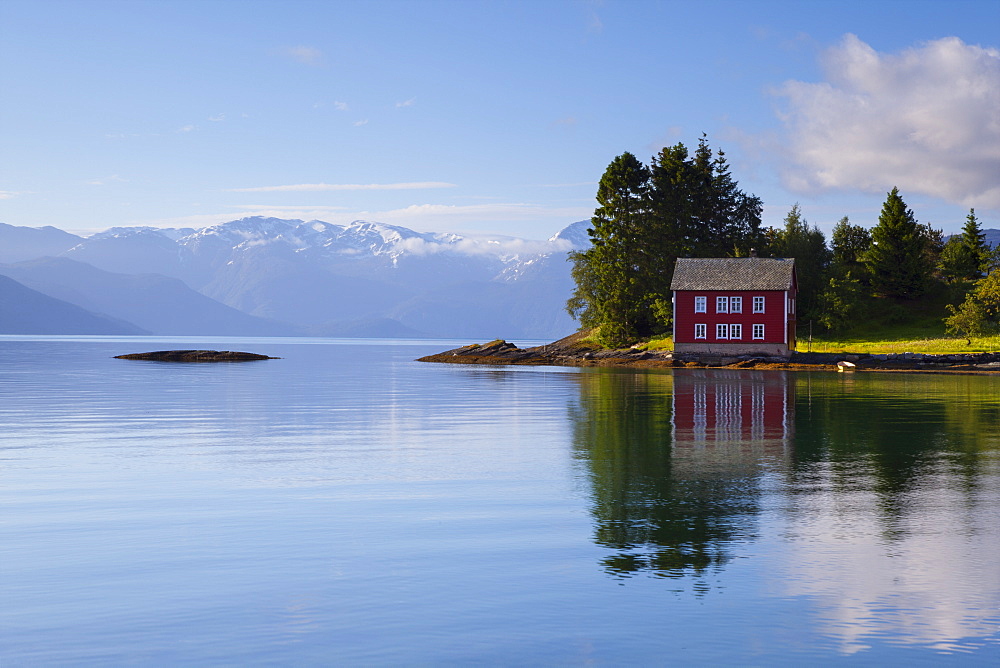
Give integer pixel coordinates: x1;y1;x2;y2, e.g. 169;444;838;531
4;218;995;339
0;218;591;338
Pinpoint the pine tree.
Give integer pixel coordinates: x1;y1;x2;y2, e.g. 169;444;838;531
687;136;762;257
866;187;931;298
567;139;763;345
962;208;989;279
830;215;871;280
645;143;694;317
773;204;831;319
567;152;650;346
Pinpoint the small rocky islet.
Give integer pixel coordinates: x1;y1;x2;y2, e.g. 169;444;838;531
114;350;278;362
417;332;1000;374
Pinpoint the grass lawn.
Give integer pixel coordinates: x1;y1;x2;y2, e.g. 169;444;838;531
622;330;1000;355
796;335;1000;354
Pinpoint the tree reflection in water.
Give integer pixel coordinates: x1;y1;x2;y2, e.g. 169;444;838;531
569;369;794;583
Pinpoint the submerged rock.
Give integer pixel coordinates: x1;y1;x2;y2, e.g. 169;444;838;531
114;350;278;362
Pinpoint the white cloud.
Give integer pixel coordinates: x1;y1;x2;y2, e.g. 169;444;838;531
283;45;323;66
208;113;226;122
391;234;572;258
148;202;586;236
177;124;196;133
776;35;1000;208
353;119;369;126
0;190;21;200
333;101;349;111
365;202;591;229
395;98;415;108
228;181;457;193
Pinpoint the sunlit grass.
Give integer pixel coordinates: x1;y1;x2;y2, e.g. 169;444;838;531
569;327;1000;355
796;335;1000;354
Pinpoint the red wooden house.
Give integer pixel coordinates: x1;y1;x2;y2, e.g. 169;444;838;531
670;257;797;357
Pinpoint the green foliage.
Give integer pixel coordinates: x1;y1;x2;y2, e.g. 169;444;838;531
939;237;979;283
567;138;763;347
770;204;831;320
866;187;933;298
566;250;601;328
817;275;868;331
941;209;991;282
569;152;651;347
943;268;1000;343
974;269;1000;316
830;216;872;280
945;298;995;343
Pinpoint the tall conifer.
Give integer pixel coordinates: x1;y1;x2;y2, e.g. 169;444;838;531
866;187;931;298
569;152;650;346
962;208;989;278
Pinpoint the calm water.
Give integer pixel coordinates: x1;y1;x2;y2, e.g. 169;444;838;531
1;336;998;666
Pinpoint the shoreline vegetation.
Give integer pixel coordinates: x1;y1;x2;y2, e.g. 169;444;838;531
564;141;998;355
417;331;1000;374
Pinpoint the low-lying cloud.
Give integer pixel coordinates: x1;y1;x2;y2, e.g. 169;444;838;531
777;35;1000;208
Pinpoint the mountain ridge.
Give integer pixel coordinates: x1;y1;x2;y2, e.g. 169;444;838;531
1;217;591;337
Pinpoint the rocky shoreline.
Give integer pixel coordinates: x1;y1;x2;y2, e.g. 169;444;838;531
417;333;1000;374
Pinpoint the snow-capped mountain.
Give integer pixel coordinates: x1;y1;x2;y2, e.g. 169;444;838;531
1;217;592;338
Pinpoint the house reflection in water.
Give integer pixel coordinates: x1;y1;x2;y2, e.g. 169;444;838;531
571;369;796;586
671;369;793;455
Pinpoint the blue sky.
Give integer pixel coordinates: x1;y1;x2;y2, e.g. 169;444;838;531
1;0;997;239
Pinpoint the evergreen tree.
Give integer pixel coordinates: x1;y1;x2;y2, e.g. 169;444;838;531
866;187;931;298
939;209;989;282
962;209;990;278
962;208;989;278
688;136;763;257
567;152;650;346
939;236;977;283
830;216;872;280
773;204;831;320
567;139;763;346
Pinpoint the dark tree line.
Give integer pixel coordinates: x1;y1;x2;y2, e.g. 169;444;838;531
567;137;764;347
569;143;996;345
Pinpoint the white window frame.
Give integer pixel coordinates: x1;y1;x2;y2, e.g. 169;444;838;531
753;296;765;314
694;296;707;313
716;296;729;313
730;323;742;340
730;296;742;313
716;323;729;339
694;323;707;339
753;324;765;340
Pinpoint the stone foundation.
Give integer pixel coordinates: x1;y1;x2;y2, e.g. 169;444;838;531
673;342;792;358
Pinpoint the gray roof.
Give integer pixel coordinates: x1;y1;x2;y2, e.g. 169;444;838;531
670;257;796;291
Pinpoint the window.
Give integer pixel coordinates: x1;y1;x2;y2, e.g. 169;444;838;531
753;296;765;313
716;323;729;339
716;296;729;313
730;296;742;313
730;323;742;340
788;297;795;314
694;296;707;313
753;324;765;340
694;323;706;339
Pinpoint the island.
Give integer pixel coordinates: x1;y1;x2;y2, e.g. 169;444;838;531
114;350;279;362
